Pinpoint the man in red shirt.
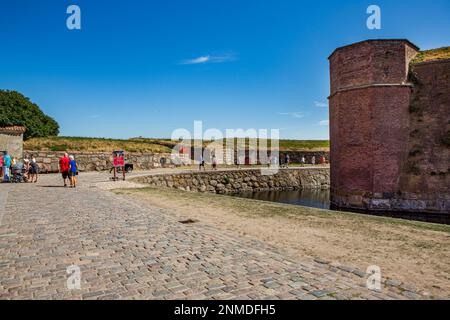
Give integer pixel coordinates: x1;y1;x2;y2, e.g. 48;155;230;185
59;152;70;187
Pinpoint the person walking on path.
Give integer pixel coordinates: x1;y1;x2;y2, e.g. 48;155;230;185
284;154;290;168
69;155;78;188
320;156;326;165
311;156;316;165
29;157;39;183
3;151;11;182
301;156;306;166
212;155;218;171
59;152;70;187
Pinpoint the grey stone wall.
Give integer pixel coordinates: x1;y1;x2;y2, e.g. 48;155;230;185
23;151;189;173
133;168;330;194
0;133;23;159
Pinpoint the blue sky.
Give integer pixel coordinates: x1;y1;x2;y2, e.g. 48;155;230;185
0;0;449;140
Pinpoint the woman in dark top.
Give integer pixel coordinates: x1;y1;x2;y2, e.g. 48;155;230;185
29;157;39;183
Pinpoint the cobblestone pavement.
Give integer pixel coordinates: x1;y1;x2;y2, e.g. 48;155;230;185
0;172;427;300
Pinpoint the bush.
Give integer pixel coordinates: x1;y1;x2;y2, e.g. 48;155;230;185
0;90;59;140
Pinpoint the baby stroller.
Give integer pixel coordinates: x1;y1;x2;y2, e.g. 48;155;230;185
11;163;28;183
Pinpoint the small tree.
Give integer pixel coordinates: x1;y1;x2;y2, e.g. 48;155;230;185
0;90;59;140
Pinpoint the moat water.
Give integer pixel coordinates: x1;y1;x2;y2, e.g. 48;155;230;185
235;189;449;224
235;189;330;210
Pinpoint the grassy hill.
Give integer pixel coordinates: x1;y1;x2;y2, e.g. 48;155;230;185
25;136;330;153
24;137;173;153
411;47;450;64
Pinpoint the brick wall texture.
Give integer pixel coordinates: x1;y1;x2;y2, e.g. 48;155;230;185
329;39;450;215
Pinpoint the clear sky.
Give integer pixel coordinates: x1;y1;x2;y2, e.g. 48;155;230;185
1;0;449;140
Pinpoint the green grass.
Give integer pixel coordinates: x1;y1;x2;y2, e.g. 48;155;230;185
118;186;450;234
25;136;330;152
24;136;172;153
411;47;450;64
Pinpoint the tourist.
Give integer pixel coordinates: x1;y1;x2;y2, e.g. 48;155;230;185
59;152;70;187
69;155;78;188
234;156;240;169
199;154;205;171
301;156;306;166
212;155;218;171
3;151;11;182
320;156;326;165
29;157;39;183
311;156;316;165
284;154;290;168
0;152;3;181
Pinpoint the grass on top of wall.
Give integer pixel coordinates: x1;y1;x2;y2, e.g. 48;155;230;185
411;47;450;64
24;136;172;153
132;138;330;152
24;136;330;153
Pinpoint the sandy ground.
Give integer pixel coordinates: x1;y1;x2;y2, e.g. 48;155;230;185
115;187;450;298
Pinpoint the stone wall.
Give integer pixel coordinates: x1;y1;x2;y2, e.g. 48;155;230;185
329;39;449;216
0;133;23;159
23;149;329;173
23;151;189;173
133;168;330;194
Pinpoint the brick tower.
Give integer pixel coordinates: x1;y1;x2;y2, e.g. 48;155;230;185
328;39;419;212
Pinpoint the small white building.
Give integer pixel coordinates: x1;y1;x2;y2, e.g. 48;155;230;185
0;126;26;159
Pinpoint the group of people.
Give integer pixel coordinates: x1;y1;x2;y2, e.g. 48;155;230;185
0;151;78;187
298;155;327;165
59;153;78;188
199;154;218;171
0;151;39;183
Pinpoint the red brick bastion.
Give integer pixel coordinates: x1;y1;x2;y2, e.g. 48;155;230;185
329;39;449;220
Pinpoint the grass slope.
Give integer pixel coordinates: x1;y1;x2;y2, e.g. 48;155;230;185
411;47;450;64
25;136;330;152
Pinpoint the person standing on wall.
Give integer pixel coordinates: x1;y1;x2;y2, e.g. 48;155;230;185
3;151;11;182
59;152;70;187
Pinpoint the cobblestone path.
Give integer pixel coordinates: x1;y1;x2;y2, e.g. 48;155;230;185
0;173;425;300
